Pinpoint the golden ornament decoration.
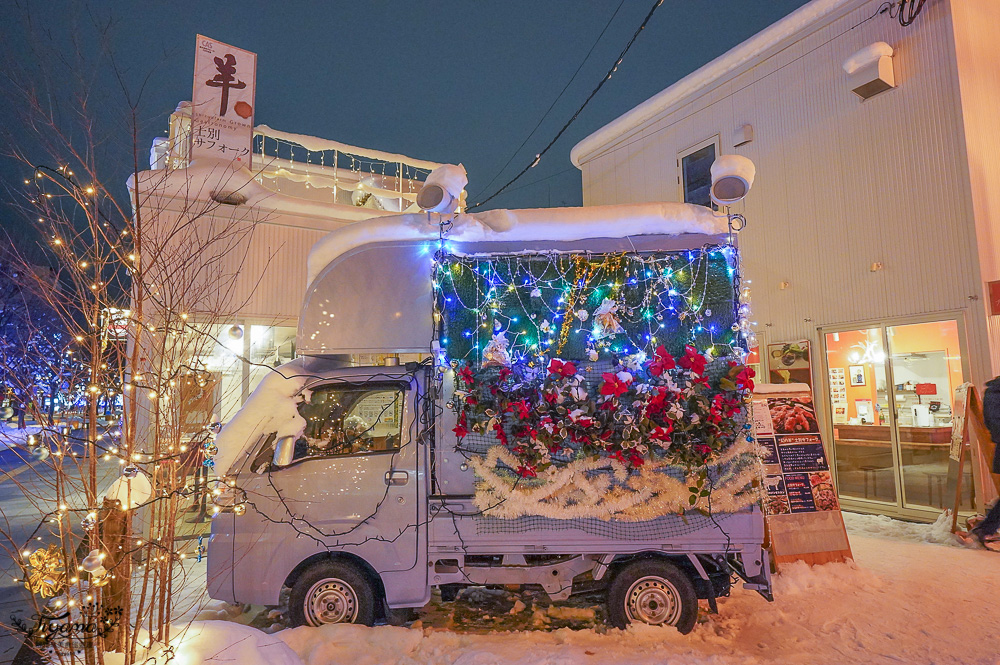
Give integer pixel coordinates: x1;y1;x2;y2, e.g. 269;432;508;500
24;544;66;598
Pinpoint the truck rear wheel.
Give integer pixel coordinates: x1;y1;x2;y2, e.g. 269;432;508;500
606;559;698;634
288;560;376;627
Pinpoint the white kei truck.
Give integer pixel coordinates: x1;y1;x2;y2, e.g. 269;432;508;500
207;193;772;634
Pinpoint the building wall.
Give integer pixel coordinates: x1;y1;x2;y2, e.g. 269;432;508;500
950;0;1000;379
577;0;992;389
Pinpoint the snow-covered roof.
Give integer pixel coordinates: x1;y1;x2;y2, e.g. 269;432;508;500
570;0;858;167
306;200;727;287
255;124;445;172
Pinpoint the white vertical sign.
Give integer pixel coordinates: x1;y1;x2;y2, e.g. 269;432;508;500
191;35;257;167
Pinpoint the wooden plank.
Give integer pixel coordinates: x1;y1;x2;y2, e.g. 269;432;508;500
948;385;999;531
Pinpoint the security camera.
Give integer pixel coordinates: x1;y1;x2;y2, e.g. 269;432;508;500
416;183;456;213
710;155;755;206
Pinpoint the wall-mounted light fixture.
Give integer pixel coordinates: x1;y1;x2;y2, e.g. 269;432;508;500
843;42;895;100
710;155;756;206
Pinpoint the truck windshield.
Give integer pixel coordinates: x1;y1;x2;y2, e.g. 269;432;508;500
292;383;405;461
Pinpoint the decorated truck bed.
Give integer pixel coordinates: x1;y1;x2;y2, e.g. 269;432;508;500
209;194;771;633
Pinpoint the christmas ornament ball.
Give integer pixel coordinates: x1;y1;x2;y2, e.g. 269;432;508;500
81;549;103;573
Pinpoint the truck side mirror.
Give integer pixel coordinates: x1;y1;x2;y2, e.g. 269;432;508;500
272;435;296;468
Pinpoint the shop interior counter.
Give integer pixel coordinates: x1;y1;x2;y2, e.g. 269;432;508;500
834;424;951;448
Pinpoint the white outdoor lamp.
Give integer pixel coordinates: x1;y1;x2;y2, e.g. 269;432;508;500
710;155;756;207
416;183;457;213
416;163;468;214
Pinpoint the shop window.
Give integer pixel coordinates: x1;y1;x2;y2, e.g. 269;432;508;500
679;138;719;209
292;383;405;461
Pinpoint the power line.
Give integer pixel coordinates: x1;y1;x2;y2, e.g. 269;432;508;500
468;0;665;211
471;0;627;202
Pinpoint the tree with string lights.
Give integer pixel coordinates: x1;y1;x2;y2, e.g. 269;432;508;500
0;10;265;664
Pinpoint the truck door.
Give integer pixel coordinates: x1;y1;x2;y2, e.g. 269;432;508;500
236;375;426;605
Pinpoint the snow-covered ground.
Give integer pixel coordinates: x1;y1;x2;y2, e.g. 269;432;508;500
147;511;1000;665
0;424;42;449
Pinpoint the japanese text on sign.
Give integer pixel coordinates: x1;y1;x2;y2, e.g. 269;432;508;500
191;36;257;166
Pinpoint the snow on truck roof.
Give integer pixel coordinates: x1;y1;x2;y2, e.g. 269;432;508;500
305;200;728;287
298;201;730;358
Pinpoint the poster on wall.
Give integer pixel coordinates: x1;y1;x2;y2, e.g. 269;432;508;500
829;367;848;423
191;35;257;166
753;383;851;566
767;340;811;388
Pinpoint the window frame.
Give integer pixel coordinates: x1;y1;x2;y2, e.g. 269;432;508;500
677;135;721;210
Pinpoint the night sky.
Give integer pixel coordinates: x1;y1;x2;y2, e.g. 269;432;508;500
1;0;811;233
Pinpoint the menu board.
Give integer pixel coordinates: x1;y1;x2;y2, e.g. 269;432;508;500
753;383;852;567
753;391;839;515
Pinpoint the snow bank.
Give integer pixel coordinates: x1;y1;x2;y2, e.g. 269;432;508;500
0;424;43;449
258;512;1000;665
842;510;967;548
104;622;302;665
280;624;423;665
306;201;727;286
214;359;311;474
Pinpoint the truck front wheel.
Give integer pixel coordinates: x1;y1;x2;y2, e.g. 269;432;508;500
606;559;698;634
288;560;376;627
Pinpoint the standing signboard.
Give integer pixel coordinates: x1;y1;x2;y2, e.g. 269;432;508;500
191;35;257;166
753;383;852;566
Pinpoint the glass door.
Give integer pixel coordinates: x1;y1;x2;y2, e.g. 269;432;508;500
885;320;973;512
823;319;974;516
824;328;898;504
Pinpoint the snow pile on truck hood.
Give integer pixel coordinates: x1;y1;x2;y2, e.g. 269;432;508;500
214;358;310;475
306;200;727;287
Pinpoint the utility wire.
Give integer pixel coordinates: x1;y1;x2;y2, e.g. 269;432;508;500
472;0;627;202
468;0;665;211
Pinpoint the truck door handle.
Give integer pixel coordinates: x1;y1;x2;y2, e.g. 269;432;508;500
385;470;409;486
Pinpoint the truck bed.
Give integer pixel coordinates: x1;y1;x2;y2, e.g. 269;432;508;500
427;497;765;555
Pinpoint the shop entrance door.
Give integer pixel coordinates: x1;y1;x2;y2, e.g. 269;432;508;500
822;319;974;518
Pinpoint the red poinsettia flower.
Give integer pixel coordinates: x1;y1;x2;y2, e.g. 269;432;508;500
599;372;630;398
734;365;756;391
498;367;512;382
547;358;577;378
645;387;671;416
452;411;468;439
466;395;478;406
628;453;645;468
648;424;673;442
678;345;708;376
648;345;676;377
695;443;712;458
516;465;537;478
458;365;475;387
505;399;531;420
492;419;508;445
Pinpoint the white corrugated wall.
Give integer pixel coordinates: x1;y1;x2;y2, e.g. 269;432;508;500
579;0;994;388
